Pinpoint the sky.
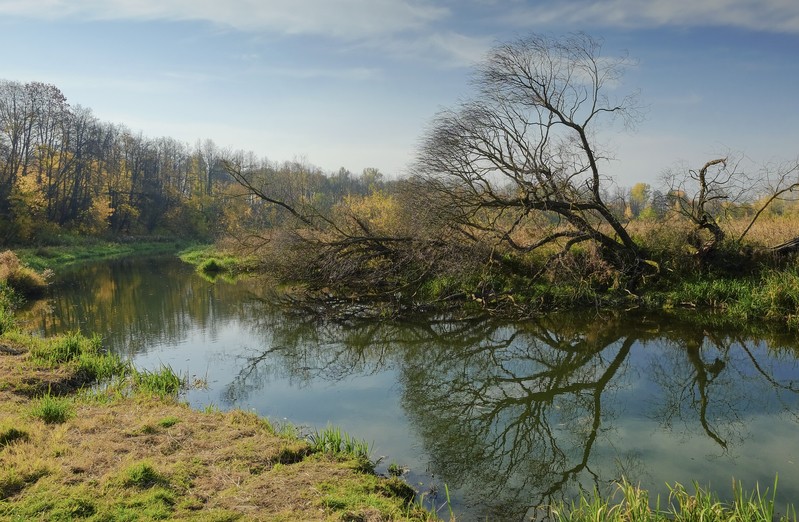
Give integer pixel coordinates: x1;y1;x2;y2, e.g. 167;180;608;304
0;0;796;186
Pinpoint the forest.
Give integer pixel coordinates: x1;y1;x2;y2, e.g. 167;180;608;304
0;78;383;245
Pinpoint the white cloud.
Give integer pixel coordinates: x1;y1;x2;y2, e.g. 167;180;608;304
0;0;450;39
502;0;799;34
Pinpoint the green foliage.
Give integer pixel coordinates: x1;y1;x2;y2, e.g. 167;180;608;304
17;240;188;272
29;392;73;424
651;269;799;327
0;296;14;335
198;257;224;274
179;245;259;281
31;331;94;364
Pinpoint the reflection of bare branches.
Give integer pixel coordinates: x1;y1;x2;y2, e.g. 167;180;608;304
399;317;638;519
684;340;728;450
205;298;799;519
740;342;799;394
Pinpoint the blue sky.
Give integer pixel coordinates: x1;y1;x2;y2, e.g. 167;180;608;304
0;0;796;186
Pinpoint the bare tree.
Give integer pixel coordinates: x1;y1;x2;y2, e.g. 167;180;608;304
412;33;648;287
663;156;799;261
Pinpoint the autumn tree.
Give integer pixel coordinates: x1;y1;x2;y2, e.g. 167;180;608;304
412;33;648;287
628;182;651;218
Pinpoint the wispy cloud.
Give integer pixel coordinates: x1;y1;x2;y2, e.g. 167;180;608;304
501;0;799;34
0;0;449;39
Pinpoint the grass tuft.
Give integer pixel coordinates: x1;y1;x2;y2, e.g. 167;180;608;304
308;424;371;460
548;476;796;521
29;392;73;424
123;461;169;489
157;416;180;428
132;366;184;397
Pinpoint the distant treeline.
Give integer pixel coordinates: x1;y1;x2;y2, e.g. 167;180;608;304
0;79;386;245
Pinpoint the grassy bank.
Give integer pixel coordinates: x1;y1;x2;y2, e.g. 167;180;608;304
17;239;191;272
0;284;438;521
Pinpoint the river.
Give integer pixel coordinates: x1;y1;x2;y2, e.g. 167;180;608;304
20;255;799;520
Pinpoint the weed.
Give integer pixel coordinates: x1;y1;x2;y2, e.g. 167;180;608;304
387;461;408;477
31;331;98;365
548;476;796;521
198;258;224;274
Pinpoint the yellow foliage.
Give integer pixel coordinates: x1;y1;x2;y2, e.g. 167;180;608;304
335;192;400;235
10;173;47;242
79;195;113;235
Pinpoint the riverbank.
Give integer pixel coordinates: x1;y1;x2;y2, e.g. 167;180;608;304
0;300;439;520
16;238;191;272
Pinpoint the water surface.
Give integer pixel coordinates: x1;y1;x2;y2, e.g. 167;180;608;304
23;256;799;520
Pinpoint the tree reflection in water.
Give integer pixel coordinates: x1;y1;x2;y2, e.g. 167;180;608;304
227;309;799;521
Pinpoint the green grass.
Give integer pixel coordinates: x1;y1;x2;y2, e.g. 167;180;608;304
647;269;799;327
122;461;169;489
30;331;95;365
548;477;796;521
27;331;128;383
29;392;73;424
157;416;180;428
317;474;429;521
0;300;14;335
132;366;184;397
178;245;259;281
308;424;371;460
17;240;188;271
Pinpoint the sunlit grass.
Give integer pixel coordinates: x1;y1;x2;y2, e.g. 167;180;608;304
308;424;371;461
132;365;185;397
548;477;796;521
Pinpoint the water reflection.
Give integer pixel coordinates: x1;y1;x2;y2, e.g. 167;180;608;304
24;257;799;521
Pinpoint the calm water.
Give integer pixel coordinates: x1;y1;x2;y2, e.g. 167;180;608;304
21;256;799;520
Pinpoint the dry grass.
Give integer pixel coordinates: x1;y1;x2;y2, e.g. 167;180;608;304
0;335;438;521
